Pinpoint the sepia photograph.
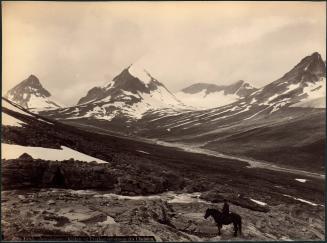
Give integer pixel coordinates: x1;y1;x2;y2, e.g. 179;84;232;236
1;1;326;241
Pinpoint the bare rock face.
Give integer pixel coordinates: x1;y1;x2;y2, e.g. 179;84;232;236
1;159;117;190
1;158;185;195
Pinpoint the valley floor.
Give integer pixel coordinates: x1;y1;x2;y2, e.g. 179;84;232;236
152;140;325;180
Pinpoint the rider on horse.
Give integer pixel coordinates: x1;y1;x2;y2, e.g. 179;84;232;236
222;199;229;220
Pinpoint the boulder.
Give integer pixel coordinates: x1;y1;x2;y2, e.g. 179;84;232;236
18;153;33;160
47;200;55;205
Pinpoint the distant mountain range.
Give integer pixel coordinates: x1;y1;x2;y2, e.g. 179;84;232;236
6;52;325;118
176;80;257;109
3;52;326;172
136;52;326;134
3;52;325;123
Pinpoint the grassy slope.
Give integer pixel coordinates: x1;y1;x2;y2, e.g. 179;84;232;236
203;108;325;173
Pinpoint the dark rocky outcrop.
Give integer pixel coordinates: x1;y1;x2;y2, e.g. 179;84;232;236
19;153;34;160
1;158;185;195
181;80;257;97
2;159;117;190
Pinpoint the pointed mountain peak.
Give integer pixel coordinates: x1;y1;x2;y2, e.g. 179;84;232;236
109;65;155;92
310;52;321;58
78;64;182;109
288;52;325;77
304;52;324;67
75;64;184;118
301;52;322;61
127;64;153;85
276;53;325;83
7;74;50;97
21;74;43;88
27;74;39;81
5;75;61;110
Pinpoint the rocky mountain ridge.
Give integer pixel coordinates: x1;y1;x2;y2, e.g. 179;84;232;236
176;80;257;109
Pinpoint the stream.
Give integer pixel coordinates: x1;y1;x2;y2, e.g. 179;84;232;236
152;140;325;180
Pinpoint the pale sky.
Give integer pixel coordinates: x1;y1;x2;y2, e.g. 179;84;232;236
2;1;326;105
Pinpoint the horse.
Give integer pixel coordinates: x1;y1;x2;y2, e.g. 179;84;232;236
204;208;242;237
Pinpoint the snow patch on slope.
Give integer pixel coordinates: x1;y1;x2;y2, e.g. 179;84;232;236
295;178;307;183
250;199;267;206
282;194;320;206
1;143;108;164
90;85;184;120
28;94;60;110
292;77;326;108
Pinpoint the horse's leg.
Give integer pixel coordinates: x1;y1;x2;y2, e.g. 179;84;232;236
233;222;238;237
217;224;222;236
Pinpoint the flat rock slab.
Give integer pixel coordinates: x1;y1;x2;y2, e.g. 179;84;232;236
1;189;325;241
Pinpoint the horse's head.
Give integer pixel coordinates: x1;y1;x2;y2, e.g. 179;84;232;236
204;208;214;219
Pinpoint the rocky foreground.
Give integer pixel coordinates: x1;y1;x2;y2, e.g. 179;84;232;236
1;188;324;241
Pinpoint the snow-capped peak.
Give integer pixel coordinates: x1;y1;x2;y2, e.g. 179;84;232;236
127;64;152;85
4;75;61;111
72;65;186;120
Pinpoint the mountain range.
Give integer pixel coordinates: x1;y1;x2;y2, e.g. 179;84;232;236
4;52;326;172
176;80;257;109
6;52;325;116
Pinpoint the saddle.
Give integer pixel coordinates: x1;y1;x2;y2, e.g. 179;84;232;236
222;212;231;222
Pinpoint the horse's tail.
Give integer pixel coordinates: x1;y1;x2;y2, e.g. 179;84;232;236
238;217;242;235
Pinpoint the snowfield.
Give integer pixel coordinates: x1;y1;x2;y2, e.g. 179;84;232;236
175;90;239;109
27;94;61;110
1;143;108;164
292;77;326;108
